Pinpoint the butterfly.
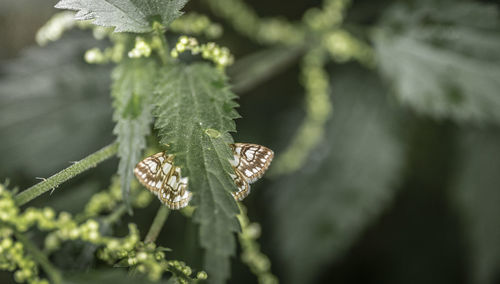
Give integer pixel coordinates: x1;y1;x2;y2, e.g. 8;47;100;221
134;143;274;210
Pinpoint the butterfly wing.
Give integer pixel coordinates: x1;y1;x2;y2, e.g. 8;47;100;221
230;143;274;201
134;152;192;210
134;143;273;206
230;169;250;201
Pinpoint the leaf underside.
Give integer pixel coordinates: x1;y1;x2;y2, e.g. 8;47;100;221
154;63;240;283
112;58;158;210
374;1;500;123
0;33;113;175
272;67;404;284
55;0;188;32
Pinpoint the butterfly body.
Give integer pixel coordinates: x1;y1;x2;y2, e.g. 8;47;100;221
134;143;273;209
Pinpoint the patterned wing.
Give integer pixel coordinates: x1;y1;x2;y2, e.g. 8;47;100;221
230;143;274;201
134;152;192;210
230;169;250;201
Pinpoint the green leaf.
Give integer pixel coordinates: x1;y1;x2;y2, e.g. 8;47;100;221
373;0;500;123
154;63;240;283
271;67;404;284
0;33;113;177
55;0;188;33
112;58;157;210
453;129;500;284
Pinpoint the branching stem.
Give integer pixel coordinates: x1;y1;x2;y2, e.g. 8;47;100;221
15;142;118;206
103;204;128;224
145;206;170;243
14;230;63;284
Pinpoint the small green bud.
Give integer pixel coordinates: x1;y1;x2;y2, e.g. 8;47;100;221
128;257;137;266
197;271;208;280
43;208;55;219
155;251;165;260
14;270;26;282
183;266;192;276
1;238;13;249
137;264;146;273
137;252;148;261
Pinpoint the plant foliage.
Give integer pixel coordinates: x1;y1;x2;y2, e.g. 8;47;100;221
272;67;404;284
55;0;188;33
374;0;500;123
453;130;500;284
0;33;112;176
112;58;158;210
3;0;500;283
154;63;240;283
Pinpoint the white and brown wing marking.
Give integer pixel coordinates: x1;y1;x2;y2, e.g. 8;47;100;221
134;143;273;208
134;152;192;210
230;143;274;201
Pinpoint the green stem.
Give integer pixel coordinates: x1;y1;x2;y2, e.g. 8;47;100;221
236;204;278;284
14;231;63;284
15;142;118;206
152;22;169;65
144;206;170;243
102;204;128;224
229;45;305;94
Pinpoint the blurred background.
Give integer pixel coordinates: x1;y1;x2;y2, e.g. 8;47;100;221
1;0;500;283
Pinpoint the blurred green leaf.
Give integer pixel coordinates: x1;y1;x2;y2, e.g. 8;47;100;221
112;58;157;211
373;0;500;123
271;66;404;284
55;0;188;33
0;33;113;178
154;63;240;283
453;128;500;284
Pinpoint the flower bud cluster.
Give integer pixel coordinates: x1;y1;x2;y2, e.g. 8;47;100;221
84;41;125;64
128;37;153;58
0;180;153;282
323;30;374;66
171;36;234;69
0;186;48;284
99;234;206;282
170;12;223;39
237;205;278;284
272;48;331;175
35;12;76;46
303;0;349;31
36;12;113;46
81;177;152;220
206;0;305;45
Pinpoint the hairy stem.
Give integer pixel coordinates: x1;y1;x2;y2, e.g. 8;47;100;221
15;142;118;206
14;231;63;284
144;206;170;243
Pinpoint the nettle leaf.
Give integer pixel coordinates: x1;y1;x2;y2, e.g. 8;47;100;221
55;0;188;33
453;129;500;284
271;67;404;284
0;32;113;176
112;58;158;210
374;0;500;123
154;63;240;283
